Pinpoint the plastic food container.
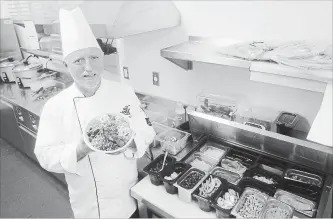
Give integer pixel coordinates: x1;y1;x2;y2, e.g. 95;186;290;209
192;175;227;212
275;111;299;136
155;128;191;155
284;169;323;188
212;183;243;218
259;198;294;219
220;158;248;175
238;106;276;131
161;162;191;194
231;187;269;219
174;168;207;203
238;177;276;197
197;91;239;121
244;167;283;189
199;143;228;161
274;189;316;217
143;154;176;186
225;148;258;167
83;113;135;154
211;166;242;185
185;152;219;173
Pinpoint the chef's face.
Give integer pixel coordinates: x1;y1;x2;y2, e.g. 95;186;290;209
65;47;104;90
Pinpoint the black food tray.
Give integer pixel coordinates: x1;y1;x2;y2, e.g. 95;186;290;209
256;156;288;177
161;162;191;194
238;177;276;197
224;148;258;167
244;167;283;190
143;154;176;186
212;182;244;218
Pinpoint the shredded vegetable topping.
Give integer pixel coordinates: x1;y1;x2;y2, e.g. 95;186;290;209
86;114;133;151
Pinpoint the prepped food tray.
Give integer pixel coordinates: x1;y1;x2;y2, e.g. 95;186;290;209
284;169;323;188
174;168;207;203
220;158;247;175
244;117;272;131
257;156;287;177
231;187;269;218
143;154;176;186
212;183;243;218
156;128;191;155
199;143;228;161
192;175;227;212
161;162;191;194
244;167;282;189
275;111;299;136
238;178;276;197
186;152;219;172
274;189;316;217
259;198;294;219
211;166;242;185
225;148;258;167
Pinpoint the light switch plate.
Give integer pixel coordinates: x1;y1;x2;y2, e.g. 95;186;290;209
123;67;129;79
153;72;159;86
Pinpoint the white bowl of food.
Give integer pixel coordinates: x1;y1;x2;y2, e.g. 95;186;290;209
83;113;135;154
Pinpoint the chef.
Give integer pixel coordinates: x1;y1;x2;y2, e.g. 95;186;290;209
34;7;156;218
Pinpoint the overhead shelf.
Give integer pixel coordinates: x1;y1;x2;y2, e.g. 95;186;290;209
21;48;63;61
160;41;251;70
161;38;332;86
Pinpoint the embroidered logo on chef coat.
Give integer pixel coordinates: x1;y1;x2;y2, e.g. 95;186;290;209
120;105;131;118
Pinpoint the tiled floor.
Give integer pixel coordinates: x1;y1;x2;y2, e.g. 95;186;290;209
0;138;73;218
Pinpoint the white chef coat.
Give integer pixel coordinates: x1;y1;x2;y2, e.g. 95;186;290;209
34;78;156;218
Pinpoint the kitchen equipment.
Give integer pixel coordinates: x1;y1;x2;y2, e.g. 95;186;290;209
155;128;191;155
259;198;294;219
13;60;43;88
0;57;21;83
275;111;300;136
211;166;243;185
161;162;191;194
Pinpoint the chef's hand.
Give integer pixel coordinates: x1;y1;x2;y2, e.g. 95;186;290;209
76;137;94;161
123;139;137;159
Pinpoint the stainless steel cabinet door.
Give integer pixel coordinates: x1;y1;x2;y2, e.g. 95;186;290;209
0;99;25;152
18;124;67;186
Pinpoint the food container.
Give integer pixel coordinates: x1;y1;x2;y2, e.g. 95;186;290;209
185;152;219;173
192;175;227;212
274;189;316;217
283;169;322;201
238;106;276;131
274;111;299;136
161;162;191;194
0;57;21;83
155;128;190;155
231;187;269;218
212;183;243;218
244;167;283;189
143;154;176;186
284;169;323;188
174;168;207;203
31;80;65;101
225;148;258;167
13;60;43;88
220;158;248;175
211;166;242;185
257;156;287;177
197;91;239;121
199;142;228;161
83;113;135;154
144;110;168;126
238;177;276;197
259;198;294;219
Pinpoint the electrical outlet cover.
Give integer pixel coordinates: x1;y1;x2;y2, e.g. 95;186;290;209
153;72;159;86
123;67;129;79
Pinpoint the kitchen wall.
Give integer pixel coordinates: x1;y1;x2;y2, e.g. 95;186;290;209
118;1;331;130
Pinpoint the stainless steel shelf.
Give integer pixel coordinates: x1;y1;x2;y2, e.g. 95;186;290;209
161;41;251;70
21;48;63;61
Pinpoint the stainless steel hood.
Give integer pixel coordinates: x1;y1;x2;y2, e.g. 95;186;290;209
79;1;181;39
160;36;251;70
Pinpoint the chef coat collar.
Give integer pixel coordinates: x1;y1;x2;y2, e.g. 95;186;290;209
70;78;104;99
